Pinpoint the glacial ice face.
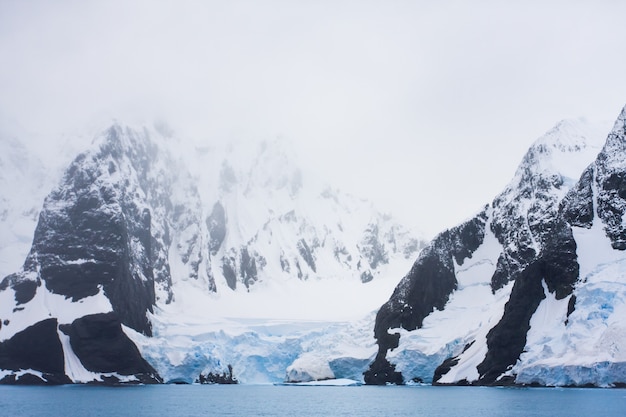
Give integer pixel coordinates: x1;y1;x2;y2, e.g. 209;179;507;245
127;312;381;385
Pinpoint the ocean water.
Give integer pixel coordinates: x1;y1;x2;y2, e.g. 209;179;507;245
0;384;625;417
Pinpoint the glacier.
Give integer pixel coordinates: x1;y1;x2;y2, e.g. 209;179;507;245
2;107;626;387
0;123;423;384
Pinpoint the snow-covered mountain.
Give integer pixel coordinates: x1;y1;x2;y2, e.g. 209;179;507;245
0;123;425;384
365;112;626;387
3;105;624;387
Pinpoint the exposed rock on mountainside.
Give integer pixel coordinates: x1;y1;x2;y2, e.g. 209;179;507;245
366;114;626;387
0;124;424;384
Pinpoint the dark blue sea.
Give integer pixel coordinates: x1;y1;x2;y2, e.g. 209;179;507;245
1;384;625;417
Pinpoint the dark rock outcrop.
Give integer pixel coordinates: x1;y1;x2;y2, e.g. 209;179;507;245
0;319;70;385
196;364;238;384
59;313;161;384
0;125;210;383
13;126;160;336
207;202;227;255
297;239;317;273
366;208;488;383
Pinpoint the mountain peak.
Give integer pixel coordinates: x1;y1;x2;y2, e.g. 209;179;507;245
610;104;626;135
601;106;626;171
511;117;608;188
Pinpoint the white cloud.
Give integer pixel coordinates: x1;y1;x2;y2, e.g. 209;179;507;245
1;0;625;236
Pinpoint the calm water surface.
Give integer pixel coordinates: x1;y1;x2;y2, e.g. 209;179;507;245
0;384;624;417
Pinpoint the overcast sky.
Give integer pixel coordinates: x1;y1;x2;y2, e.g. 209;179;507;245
1;0;626;237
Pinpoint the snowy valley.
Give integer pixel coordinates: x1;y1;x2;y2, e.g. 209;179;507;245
0;124;425;384
1;104;626;387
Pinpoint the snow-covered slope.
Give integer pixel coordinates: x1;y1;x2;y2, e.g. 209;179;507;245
168;135;425;297
365;114;626;387
511;107;626;386
0;123;425;384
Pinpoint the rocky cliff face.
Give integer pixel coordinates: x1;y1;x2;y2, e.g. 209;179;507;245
0;125;202;383
0;124;425;384
365;115;626;387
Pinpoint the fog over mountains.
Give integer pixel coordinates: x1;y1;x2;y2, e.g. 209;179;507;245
1;104;626;387
0;123;425;384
